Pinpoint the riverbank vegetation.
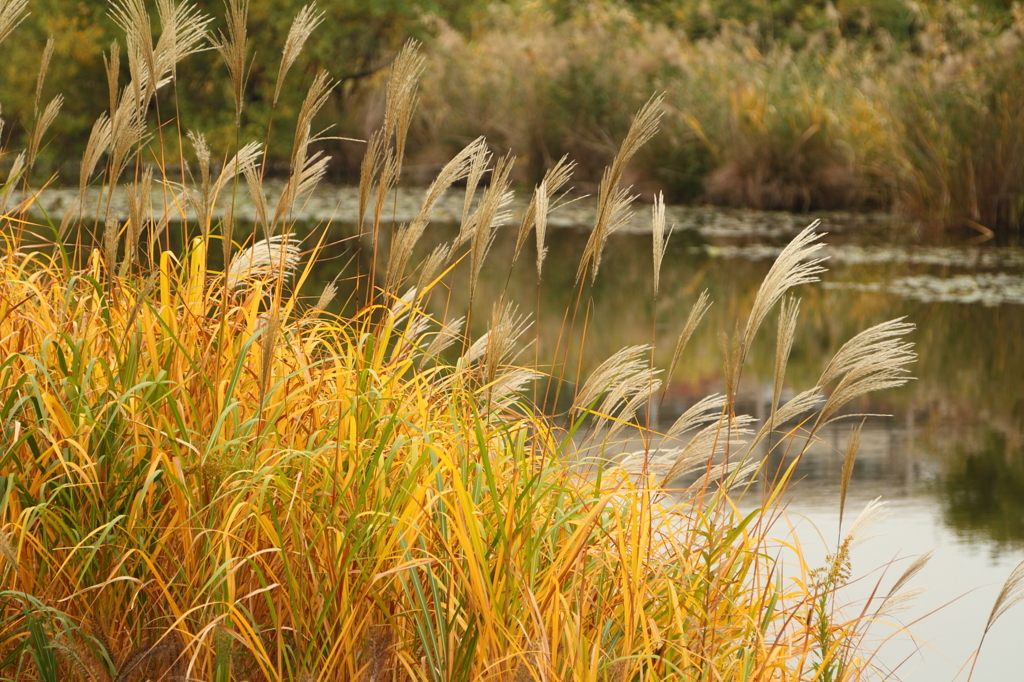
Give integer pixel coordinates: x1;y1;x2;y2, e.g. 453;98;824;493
2;1;1024;680
1;0;1023;237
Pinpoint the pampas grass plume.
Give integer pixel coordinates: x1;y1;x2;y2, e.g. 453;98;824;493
0;0;28;46
274;2;324;105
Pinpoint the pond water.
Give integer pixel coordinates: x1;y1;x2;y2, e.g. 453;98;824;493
28;186;1024;679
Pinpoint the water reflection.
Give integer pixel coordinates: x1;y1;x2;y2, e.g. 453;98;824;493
940;430;1024;546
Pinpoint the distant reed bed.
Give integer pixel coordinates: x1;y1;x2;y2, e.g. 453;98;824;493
412;1;1024;237
2;2;1024;681
1;0;1022;236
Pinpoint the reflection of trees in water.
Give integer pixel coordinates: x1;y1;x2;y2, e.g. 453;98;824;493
941;430;1024;546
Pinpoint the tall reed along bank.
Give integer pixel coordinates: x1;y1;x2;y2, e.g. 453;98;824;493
2;2;1024;681
2;0;1024;239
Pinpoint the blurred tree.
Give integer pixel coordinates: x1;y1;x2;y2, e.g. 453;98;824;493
942;430;1024;547
0;0;494;180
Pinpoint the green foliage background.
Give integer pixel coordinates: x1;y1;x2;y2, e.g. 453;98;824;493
0;0;494;170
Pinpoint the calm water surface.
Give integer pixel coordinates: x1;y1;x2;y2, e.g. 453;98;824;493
32;186;1024;680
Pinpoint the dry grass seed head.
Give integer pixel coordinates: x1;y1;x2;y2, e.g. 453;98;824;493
814;337;916;428
109;0;156;99
213;0;249;122
292;150;330;213
313;278;338;312
733;221;827;398
384;136;483;285
651;191;670;296
534;186;550;281
54;637;110;682
483;305;533;381
488;367;542;406
80;114;113;198
662;414;756;483
510;639;550;682
390;137;487;284
360;623;395;682
460;303;532;383
217;142;263;259
818;317;916;387
457;141;491;244
426;316;464;357
185;130;212;234
665;393;727;440
385;223;420;294
259;308;280;401
108;89;149;185
104;40;121;115
227;234;301;289
367;149;399;246
462;333;491;366
214;141;262;198
113;637;182;682
153;0;212;84
357;129;387;230
617;446;683;476
579;94;664;283
386;286;418;327
415;242;450;296
276;70;334;224
419;136;487;219
579;182;636;284
689;454;760;495
513;155;575;265
0;529;16;571
773;295;800;404
664;290;712;386
875;586;927;619
290;69;333;151
121;166;152;275
574;344;650;415
985;558;1024;635
111;0;211;103
875;550;932;619
838;420;864;532
600;370;661;439
243;162;269;236
103;216;120;278
383;39;424;174
86;616;118;672
274;2;324;105
513;186;540;263
468;153;515;305
290;70;335;158
1;152;25;213
391;311;433;362
0;0;29;46
27;95;63;170
601;659;629;682
747;386;823;450
847;497;887;549
34;36;55;114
